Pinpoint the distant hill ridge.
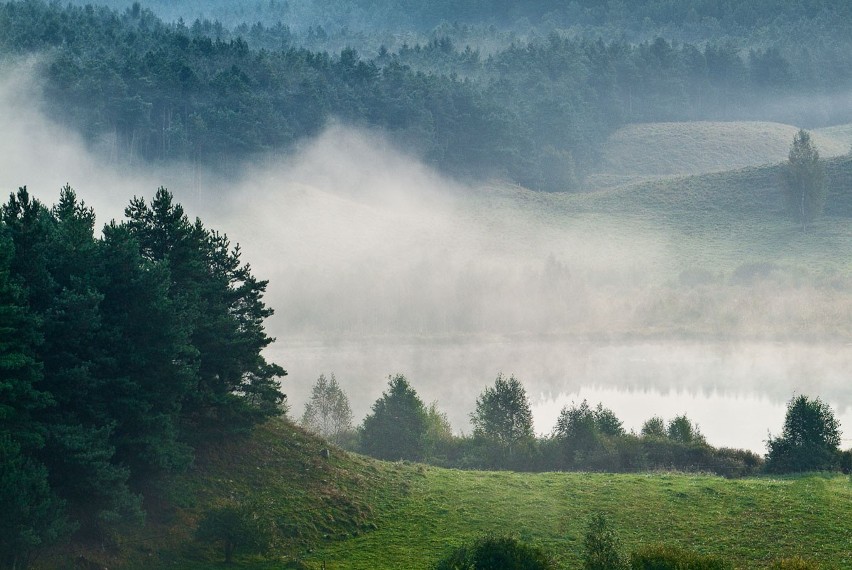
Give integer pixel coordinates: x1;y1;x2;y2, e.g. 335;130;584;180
586;152;852;220
598;121;851;179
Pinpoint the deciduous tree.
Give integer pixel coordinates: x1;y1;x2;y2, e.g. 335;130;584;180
766;395;841;473
470;373;534;458
301;373;353;446
782;129;825;231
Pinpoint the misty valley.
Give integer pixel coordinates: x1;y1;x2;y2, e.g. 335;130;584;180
2;1;852;569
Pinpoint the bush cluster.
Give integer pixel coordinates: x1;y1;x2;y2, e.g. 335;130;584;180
435;535;554;570
435;519;822;570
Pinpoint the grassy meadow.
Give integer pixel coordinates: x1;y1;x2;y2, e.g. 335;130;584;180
307;468;852;570
104;420;852;570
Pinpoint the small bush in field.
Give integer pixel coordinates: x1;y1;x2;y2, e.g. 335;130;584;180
435;534;554;570
629;544;731;570
583;513;627;570
196;503;273;563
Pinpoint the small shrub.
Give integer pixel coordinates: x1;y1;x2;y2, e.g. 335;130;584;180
841;449;852;474
583;513;627;570
630;544;731;570
435;534;554;570
196;503;273;563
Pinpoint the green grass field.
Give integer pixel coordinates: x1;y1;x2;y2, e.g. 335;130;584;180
94;420;852;570
306;468;852;570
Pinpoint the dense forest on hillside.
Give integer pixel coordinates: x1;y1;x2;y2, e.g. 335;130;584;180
67;0;852;38
3;0;852;190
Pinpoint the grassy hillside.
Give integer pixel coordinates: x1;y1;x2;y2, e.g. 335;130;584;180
452;154;852;339
475;153;852;274
582;154;852;268
48;419;851;569
51;420;413;569
816;124;852;150
309;468;852;570
597;122;850;179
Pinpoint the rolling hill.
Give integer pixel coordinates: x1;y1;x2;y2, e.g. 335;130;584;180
46;419;851;569
595;121;851;181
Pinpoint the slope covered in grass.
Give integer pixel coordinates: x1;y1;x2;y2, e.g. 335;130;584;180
479;153;852;273
597;121;850;178
457;155;852;339
816;123;852;150
308;468;852;570
46;419;852;569
46;419;413;569
576;154;852;269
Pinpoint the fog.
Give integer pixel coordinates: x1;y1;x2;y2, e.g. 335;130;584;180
3;59;851;453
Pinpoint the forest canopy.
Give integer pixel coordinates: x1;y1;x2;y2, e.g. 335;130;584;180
3;1;852;191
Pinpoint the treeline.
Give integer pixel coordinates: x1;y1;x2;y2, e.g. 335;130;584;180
69;0;852;38
303;374;758;477
1;1;545;188
4;2;852;192
303;373;852;477
0;186;285;567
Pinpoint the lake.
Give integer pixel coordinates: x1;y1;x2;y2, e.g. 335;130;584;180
269;337;852;454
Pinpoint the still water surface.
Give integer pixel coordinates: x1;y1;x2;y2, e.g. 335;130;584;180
269;338;852;454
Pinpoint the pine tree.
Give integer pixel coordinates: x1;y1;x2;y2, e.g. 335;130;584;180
0;201;73;563
360;375;428;461
123;188;286;436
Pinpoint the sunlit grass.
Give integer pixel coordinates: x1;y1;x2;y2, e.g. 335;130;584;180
303;468;852;569
108;420;852;570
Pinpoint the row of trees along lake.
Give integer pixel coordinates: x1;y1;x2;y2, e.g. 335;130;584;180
0;186;286;568
3;0;852;190
302;372;851;477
